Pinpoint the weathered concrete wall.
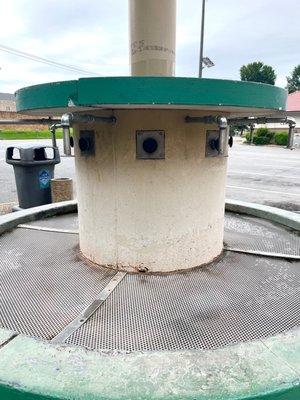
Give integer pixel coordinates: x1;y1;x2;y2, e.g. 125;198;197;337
74;109;228;273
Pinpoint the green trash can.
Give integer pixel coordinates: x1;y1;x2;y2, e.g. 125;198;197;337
6;146;60;209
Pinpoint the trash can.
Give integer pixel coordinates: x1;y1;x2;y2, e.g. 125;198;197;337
6;146;60;209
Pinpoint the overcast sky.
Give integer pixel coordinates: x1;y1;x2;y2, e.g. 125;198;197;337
0;0;299;94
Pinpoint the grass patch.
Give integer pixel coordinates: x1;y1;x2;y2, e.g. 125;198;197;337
0;130;63;140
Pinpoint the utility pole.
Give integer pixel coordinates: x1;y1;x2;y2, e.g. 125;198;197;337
198;0;206;78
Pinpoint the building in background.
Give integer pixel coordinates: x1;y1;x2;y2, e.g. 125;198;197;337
256;91;300;134
0;92;48;131
286;91;300;134
0;92;16;113
250;91;299;147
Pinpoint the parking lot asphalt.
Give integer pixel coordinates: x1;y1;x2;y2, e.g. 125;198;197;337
227;138;300;211
0;138;299;211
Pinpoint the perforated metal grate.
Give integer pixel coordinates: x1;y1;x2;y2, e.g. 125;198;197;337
224;212;300;257
0;228;115;339
1;211;300;351
67;252;300;351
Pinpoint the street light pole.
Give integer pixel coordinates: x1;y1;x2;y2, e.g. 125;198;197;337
198;0;206;78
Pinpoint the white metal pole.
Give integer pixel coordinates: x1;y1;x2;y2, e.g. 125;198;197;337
198;0;206;78
129;0;176;77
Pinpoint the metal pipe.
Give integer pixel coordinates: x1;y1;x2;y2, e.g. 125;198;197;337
185;115;226;125
287;125;295;150
249;123;255;145
51;129;57;148
217;116;228;129
73;114;116;124
217;117;229;156
185;115;215;124
226;116;296;149
50;123;61;148
186;115;296;129
227;116;296;126
198;0;206;78
0;118;60;125
185;115;228;155
60;116;72;155
61;113;116;127
60;113;116;156
227;116;296;149
62;127;71;156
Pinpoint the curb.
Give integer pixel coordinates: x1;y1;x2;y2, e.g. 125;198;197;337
225;199;300;231
0;200;77;236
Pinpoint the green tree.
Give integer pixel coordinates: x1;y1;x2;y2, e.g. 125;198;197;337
286;65;300;93
240;61;276;85
230;124;248;136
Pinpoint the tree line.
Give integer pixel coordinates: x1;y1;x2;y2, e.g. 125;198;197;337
240;62;300;93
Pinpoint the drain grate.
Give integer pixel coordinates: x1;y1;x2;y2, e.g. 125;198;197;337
224;212;300;257
0;228;115;339
67;252;300;351
1;211;299;351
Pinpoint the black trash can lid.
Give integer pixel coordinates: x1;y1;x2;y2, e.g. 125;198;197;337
6;146;60;166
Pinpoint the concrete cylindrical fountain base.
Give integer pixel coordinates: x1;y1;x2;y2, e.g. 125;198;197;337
74;109;227;273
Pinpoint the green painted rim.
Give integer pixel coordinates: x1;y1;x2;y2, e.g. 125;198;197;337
15;77;287;113
0;328;299;400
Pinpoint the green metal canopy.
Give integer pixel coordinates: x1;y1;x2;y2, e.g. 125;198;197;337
15;77;287;115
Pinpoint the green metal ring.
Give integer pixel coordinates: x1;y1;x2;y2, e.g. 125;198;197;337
15;77;287;113
0;327;299;399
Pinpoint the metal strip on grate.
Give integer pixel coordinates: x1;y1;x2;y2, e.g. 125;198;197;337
0;228;116;340
51;271;126;344
224;247;300;260
18;224;78;235
23;213;79;231
67;252;300;351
